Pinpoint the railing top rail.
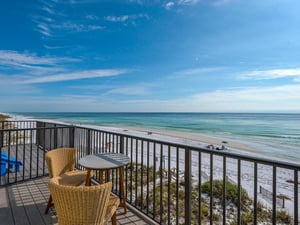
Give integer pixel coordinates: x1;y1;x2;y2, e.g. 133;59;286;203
0;125;72;132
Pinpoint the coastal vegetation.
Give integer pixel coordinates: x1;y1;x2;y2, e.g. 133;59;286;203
0;114;28;145
0;113;9;121
127;162;293;225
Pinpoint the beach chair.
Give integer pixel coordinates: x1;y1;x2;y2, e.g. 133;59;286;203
49;178;119;225
44;148;90;214
1;160;6;176
0;151;23;176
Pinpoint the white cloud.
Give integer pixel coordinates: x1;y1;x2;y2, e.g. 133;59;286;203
164;0;200;10
172;67;226;77
177;0;199;5
2;84;300;112
105;15;129;22
0;50;77;75
52;22;104;32
183;84;300;112
41;6;56;15
104;14;149;23
165;2;175;10
104;84;300;112
36;22;52;37
32;1;104;37
22;69;129;84
0;50;69;66
86;14;98;20
105;86;149;96
238;68;300;81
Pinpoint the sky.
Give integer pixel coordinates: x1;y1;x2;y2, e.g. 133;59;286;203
1;0;300;113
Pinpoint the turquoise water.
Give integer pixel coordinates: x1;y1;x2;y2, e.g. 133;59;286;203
13;112;300;163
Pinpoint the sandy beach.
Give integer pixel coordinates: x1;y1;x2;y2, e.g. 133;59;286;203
88;124;298;217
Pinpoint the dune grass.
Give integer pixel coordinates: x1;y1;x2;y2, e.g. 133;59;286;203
0;113;9;121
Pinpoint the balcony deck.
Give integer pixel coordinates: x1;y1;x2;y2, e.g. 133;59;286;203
0;176;154;225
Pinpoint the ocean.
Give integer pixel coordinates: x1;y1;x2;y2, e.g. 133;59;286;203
12;112;300;163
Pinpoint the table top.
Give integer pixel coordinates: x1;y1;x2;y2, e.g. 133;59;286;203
78;153;130;170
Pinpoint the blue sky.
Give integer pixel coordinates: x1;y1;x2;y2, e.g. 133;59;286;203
1;0;300;112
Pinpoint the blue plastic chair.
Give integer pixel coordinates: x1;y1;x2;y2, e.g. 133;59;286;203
0;151;23;176
1;161;6;176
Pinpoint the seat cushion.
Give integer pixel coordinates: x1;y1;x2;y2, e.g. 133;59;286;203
57;170;88;186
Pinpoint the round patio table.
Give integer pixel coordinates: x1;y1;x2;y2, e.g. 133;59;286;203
79;153;130;213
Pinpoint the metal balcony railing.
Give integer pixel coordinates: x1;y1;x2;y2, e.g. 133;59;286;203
0;120;299;225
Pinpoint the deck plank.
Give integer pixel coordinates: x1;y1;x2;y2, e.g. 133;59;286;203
0;176;155;225
1;144;154;225
0;186;14;225
6;183;30;225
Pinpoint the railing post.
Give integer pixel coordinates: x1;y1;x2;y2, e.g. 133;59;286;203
87;129;91;155
69;126;75;148
185;148;192;225
53;125;58;149
119;135;124;154
0;129;3;149
294;170;298;225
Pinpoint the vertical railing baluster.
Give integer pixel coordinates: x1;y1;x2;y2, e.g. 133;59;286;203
210;153;213;225
176;147;179;225
140;140;144;210
272;166;277;225
159;144;163;223
36;128;40;177
30;129;33;179
135;139;138;206
23;129;26;179
237;159;241;225
130;138;133;204
294;170;298;225
254;162;258;225
7;130;11;183
223;156;226;225
185;148;191;225
54;126;57;148
153;142;157;220
167;145;171;225
120;135;124;154
15;130;19;183
199;152;202;225
146;140;150;214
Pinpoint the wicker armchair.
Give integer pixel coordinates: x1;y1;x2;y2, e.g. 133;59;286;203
49;177;119;225
45;147;89;214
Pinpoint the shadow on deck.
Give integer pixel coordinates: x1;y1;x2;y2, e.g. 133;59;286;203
0;176;154;225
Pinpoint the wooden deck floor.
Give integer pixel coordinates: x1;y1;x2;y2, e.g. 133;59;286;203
0;177;155;225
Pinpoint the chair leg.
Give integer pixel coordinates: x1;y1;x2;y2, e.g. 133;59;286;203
45;195;53;214
111;212;117;225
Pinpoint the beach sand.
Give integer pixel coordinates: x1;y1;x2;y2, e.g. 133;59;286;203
87;124;262;156
79;124;299;217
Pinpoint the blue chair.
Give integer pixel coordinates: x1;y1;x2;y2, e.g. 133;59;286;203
1;161;6;176
0;151;23;176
